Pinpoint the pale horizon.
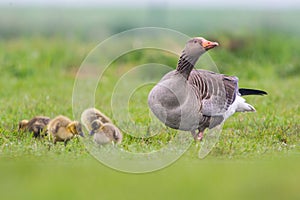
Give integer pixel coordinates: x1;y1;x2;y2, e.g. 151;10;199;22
0;0;300;9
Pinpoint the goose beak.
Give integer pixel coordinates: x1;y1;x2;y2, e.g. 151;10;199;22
202;39;219;50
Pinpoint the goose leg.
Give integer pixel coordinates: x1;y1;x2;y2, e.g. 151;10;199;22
191;130;197;140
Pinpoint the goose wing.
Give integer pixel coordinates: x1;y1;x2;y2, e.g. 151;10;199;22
188;69;238;116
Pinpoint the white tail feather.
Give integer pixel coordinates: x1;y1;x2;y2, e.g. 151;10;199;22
224;96;255;120
236;102;256;112
234;96;256;112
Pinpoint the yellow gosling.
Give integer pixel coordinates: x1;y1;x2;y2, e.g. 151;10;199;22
47;115;84;146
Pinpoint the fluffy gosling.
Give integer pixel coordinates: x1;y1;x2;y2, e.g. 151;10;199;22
91;120;123;145
47;115;84;146
18;116;50;137
81;107;112;132
18;120;29;132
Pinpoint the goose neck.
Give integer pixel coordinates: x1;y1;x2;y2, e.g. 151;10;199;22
176;52;198;79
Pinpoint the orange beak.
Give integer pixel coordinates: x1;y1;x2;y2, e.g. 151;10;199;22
202;39;219;50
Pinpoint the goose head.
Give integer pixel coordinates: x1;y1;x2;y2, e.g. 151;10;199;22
183;37;219;59
67;121;84;137
176;37;219;78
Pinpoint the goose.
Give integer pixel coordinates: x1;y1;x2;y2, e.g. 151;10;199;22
47;115;84;146
18;116;50;137
91;120;123;145
148;37;267;141
81;107;112;133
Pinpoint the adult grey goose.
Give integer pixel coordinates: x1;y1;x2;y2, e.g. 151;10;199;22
148;37;267;141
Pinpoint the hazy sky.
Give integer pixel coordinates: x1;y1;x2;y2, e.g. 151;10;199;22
1;0;300;8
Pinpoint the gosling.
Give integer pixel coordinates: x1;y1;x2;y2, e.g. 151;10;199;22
18;120;29;132
47;115;84;146
18;116;50;137
81;107;112;132
90;120;123;145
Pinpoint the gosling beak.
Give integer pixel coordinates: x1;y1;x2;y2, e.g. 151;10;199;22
202;39;219;50
89;130;95;136
79;132;85;137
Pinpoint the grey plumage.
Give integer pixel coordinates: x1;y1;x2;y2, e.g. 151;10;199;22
148;37;267;140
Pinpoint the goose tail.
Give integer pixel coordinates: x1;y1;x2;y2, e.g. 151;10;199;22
239;88;267;96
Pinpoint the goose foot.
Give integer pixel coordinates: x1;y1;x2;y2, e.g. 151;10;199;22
196;131;204;141
191;130;204;141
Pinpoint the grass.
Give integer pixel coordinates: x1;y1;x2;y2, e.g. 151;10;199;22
0;6;300;200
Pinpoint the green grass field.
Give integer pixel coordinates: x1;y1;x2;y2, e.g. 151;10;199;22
0;6;299;200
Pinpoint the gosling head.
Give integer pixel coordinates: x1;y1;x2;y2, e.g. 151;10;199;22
67;121;84;137
18;120;29;132
91;119;102;131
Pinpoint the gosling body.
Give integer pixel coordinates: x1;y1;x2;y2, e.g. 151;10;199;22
18;116;50;137
81;108;112;132
47;115;84;146
92;122;123;145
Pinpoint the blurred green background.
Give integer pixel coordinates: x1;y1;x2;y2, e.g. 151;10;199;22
0;1;300;199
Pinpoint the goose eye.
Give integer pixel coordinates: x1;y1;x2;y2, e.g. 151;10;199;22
194;40;197;43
